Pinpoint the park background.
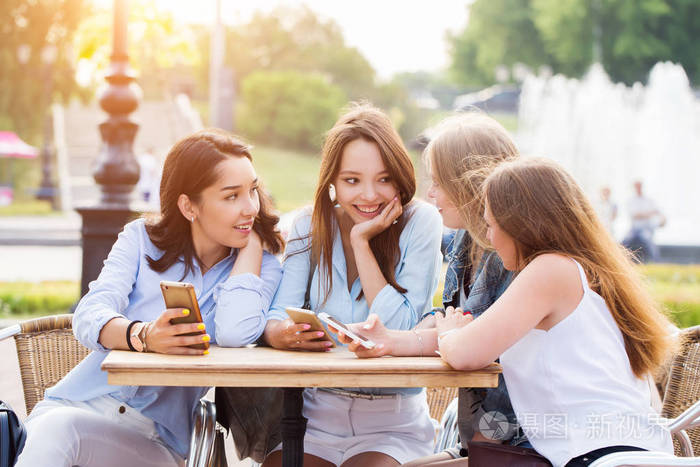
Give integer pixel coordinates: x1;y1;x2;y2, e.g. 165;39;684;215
1;0;699;337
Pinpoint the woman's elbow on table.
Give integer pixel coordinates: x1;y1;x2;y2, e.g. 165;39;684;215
441;344;493;371
215;315;265;347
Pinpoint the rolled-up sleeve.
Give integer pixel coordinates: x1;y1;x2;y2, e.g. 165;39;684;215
214;252;282;347
369;203;443;330
268;212;312;322
73;220;143;351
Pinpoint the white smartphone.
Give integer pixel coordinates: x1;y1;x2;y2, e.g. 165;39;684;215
317;312;376;349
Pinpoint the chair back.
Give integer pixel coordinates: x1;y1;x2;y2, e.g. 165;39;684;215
662;325;700;456
12;314;90;415
426;387;458;422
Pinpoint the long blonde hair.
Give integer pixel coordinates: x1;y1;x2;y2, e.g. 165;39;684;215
425;112;519;268
310;103;416;302
484;158;674;378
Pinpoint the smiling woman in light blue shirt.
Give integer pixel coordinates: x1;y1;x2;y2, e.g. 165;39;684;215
261;104;442;467
16;130;284;467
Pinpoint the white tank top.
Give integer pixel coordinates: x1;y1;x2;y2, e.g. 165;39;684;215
500;259;673;466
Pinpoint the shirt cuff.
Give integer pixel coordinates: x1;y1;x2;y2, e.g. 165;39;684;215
368;284;414;329
267;307;290;322
214;272;265;299
83;309;123;352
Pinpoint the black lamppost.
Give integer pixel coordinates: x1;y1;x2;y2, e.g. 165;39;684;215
76;0;144;297
36;44;58;209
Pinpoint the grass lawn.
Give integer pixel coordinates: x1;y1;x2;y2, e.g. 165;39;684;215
0;281;78;318
253;145;320;213
643;264;700;328
0;199;57;216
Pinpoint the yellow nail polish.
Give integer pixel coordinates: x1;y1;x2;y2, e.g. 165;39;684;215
197;323;205;331
203;350;209;355
182;309;190;316
202;335;210;342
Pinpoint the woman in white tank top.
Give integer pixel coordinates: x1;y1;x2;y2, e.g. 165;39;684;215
334;158;676;466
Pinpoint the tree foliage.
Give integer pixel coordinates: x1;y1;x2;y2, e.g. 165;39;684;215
224;6;376;102
237;71;347;151
448;0;550;85
209;6;429;147
73;1;201;98
0;0;89;140
449;0;700;86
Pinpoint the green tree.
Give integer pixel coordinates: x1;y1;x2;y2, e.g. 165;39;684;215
237;71;346;151
0;0;89;140
601;0;674;84
531;0;594;77
533;0;675;83
224;6;376;101
73;1;201;98
448;0;551;86
449;0;700;86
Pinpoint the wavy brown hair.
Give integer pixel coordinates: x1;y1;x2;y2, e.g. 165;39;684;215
424;112;519;270
484;158;674;378
146;129;284;278
307;103;416;303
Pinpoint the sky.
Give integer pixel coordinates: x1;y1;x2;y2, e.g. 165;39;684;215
92;0;471;78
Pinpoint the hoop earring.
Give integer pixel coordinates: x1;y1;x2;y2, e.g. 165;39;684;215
328;184;336;203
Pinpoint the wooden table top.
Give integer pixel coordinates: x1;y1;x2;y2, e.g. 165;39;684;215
102;345;501;388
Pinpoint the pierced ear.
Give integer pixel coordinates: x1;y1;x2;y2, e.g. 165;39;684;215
177;194;196;223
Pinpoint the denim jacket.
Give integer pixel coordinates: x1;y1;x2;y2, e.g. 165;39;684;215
438;230;528;448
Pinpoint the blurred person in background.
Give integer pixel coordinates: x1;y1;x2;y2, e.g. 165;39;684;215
596;186;618;236
623;180;666;262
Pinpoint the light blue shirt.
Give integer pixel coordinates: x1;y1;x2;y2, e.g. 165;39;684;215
46;218;282;457
269;200;443;395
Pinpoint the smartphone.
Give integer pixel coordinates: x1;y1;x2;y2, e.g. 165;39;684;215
317;312;376;349
159;281;208;350
285;307;336;347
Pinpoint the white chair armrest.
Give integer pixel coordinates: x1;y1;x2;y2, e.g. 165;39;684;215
0;324;21;341
667;399;700;433
589;450;700;466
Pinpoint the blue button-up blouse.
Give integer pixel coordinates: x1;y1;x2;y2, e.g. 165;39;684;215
45;218;282;457
268;200;443;395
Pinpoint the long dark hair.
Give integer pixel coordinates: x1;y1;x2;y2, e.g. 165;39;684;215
146;129;284;277
308;103;416;303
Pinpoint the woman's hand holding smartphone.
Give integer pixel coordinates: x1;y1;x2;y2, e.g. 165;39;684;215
327;313;394;358
150;281;210;355
267;310;335;352
144;308;210;355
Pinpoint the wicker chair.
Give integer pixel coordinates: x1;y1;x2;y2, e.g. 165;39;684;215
426;386;458;422
1;314;216;467
425;387;459;453
4;314;90;415
662;325;700;456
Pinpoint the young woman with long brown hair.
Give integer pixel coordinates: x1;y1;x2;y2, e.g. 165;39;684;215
339;158;675;466
16;129;284;467
261;104;443;467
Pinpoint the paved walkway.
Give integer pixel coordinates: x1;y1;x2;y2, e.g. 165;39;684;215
0;212;81;246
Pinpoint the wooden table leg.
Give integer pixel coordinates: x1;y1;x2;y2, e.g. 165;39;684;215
281;388;307;467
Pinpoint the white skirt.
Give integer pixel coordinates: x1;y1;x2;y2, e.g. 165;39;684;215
272;388;436;465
